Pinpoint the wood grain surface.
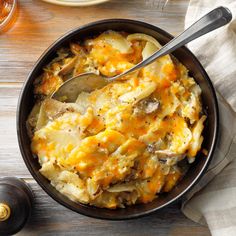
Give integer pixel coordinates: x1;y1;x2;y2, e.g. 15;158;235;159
0;0;211;235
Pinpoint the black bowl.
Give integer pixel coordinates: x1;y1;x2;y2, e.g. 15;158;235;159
17;19;219;220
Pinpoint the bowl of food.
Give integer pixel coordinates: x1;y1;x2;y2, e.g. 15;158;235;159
17;19;219;220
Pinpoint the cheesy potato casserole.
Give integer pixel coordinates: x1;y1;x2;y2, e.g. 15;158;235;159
27;31;206;209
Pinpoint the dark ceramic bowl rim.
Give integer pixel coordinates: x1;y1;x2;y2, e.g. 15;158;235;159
17;19;219;220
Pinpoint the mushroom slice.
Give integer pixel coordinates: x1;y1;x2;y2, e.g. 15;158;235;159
133;97;160;115
155;150;186;166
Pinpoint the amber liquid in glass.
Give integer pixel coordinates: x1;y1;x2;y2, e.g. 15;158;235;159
0;0;17;32
0;0;13;23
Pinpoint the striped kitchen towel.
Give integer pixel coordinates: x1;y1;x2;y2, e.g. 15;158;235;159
181;1;236;236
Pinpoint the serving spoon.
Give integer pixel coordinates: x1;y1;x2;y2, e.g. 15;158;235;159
52;6;232;102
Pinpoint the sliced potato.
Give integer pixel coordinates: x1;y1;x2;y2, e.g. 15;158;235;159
35;98;83;130
98;30;132;54
107;183;137;193
188;115;207;158
119;81;157;103
142;41;158;60
59;56;78;76
127;33;162;49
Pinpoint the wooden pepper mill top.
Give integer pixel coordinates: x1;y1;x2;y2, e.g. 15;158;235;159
0;177;33;236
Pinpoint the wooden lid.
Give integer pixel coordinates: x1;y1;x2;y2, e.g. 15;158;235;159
0;177;33;235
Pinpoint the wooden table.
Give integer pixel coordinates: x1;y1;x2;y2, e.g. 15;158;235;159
0;0;211;235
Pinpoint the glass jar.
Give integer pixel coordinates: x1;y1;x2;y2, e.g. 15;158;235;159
0;0;18;33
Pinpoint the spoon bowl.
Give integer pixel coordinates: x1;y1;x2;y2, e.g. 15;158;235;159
52;73;109;102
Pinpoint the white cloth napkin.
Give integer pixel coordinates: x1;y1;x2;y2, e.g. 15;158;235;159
181;1;236;236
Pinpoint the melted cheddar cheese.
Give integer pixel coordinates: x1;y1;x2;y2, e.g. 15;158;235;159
28;31;206;209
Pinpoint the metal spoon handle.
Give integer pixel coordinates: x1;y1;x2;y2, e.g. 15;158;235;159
110;6;232;81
